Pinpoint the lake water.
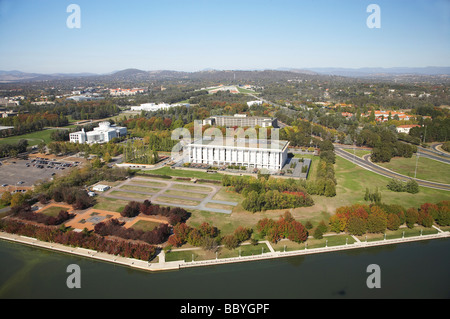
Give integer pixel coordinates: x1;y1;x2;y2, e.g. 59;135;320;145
0;238;449;299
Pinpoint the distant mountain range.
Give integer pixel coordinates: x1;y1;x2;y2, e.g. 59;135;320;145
0;66;449;83
299;67;450;77
0;70;97;83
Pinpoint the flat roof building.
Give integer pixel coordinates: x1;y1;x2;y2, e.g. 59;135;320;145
202;114;278;128
130;102;189;112
70;122;127;144
92;184;111;192
186;137;289;171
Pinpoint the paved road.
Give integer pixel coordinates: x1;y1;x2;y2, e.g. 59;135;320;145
334;146;450;191
430;143;450;158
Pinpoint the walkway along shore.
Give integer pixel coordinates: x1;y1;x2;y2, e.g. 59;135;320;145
0;229;449;272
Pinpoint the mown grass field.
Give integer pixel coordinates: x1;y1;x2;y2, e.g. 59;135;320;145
0;129;57;146
377;155;450;184
343;148;372;158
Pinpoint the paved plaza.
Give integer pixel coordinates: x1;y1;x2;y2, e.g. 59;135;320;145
100;177;238;214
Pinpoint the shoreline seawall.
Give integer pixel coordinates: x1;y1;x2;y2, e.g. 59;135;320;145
1;229;449;272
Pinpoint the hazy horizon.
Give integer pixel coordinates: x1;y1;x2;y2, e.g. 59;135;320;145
1;0;449;74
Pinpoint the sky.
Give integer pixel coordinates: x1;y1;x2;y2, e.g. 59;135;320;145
0;0;449;73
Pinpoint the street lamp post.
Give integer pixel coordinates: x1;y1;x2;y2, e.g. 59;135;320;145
414;151;419;179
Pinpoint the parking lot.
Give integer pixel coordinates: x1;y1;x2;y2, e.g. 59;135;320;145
0;157;81;189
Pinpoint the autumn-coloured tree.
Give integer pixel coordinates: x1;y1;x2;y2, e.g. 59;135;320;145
367;206;387;233
347;216;367;236
405;208;419;229
387;214;401;231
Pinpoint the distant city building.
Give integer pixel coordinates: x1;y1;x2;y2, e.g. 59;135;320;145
396;124;421;134
30;101;55;105
187;137;289;171
202;114;278;128
130;102;189;112
341;112;354;118
66;94;104;102
247;100;263;107
0;110;19;118
0;97;19;107
69;122;127;144
109;88;147;96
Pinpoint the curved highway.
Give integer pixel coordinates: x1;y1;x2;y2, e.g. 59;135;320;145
429;143;450;158
334;146;450;192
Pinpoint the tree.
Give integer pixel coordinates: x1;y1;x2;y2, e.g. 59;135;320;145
1;191;12;206
313;226;324;239
38;142;46;154
387;214;401;231
405;179;419;194
367;207;387;233
405;208;419;228
222;234;239;250
317;220;328;234
347;215;367;236
103;152;112;163
10;192;25;207
387;178;405;192
364;188;370;201
233;226;253;242
121;201;141;217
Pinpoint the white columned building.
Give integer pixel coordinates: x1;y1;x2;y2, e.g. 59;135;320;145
186;137;289;171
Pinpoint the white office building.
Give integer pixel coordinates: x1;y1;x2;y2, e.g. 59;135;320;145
130;102;189;112
202;114;277;128
186;137;289;171
70;122;127;144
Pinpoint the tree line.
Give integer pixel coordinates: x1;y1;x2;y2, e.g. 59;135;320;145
0;218;157;261
168;222;254;252
0;112;69;138
329;200;449;236
257;212;308;243
94;218;171;245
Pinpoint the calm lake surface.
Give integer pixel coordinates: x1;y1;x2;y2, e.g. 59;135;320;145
0;238;449;299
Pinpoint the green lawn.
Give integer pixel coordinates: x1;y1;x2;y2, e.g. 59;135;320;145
163;189;208;199
40;205;69;216
312;156;450;214
0;129;57;146
119;185;160;193
378;155;450;184
355;226;439;242
132;220;162;232
343;148;372;158
93;197;129;213
109;191;151;200
237;87;257;94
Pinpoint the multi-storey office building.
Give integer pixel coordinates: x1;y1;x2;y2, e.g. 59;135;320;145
202;114;278;128
186;137;289;171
